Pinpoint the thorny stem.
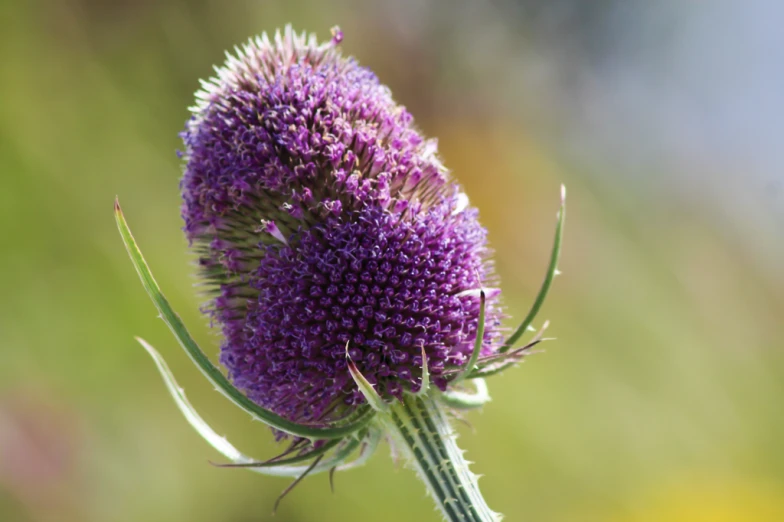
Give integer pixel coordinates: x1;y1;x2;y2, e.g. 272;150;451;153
382;394;501;522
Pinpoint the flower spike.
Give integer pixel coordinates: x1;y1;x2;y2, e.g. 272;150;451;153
180;26;505;424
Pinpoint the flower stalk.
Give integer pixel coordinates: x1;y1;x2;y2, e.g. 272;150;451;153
384;394;500;522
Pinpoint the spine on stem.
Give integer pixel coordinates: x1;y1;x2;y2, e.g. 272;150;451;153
385;394;501;522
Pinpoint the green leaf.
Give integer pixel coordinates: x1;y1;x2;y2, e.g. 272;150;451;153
116;200;374;439
500;185;565;352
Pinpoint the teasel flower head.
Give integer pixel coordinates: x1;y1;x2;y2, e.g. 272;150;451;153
179;26;506;426
116;25;564;521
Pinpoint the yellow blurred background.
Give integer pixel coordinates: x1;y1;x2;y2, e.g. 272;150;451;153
1;1;782;521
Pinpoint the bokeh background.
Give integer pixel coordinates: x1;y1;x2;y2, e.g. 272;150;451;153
1;1;783;521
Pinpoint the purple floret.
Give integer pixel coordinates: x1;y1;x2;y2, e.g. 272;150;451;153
180;27;503;426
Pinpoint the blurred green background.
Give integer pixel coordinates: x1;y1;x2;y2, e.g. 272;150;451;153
1;1;783;521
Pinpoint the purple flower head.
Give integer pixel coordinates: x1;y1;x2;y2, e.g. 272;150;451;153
180;27;504;427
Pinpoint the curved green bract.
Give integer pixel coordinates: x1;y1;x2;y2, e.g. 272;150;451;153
137;337;365;477
336;427;383;471
470;355;530;378
116;200;374;439
439;378;490;410
451;290;486;384
309;435;366;474
414;345;430;396
137;336;252;462
256;434;364;477
346;344;389;413
213;437;343;469
500;185;565;352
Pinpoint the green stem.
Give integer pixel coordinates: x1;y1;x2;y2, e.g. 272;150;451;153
385;394;501;522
